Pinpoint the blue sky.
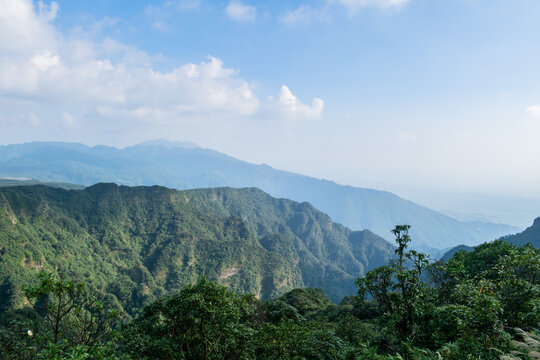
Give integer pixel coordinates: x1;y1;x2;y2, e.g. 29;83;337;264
1;0;540;219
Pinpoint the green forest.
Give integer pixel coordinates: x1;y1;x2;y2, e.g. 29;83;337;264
1;226;539;359
0;184;394;309
3;0;539;358
0;185;539;359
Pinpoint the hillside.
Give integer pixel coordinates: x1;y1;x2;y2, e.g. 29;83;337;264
0;177;85;190
0;141;519;251
0;184;394;313
440;244;474;262
499;217;540;248
440;217;540;261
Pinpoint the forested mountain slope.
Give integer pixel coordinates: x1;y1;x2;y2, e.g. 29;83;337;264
499;217;540;248
0;141;519;251
0;183;394;313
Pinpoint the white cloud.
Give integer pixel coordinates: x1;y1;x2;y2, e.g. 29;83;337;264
225;0;256;22
0;0;322;131
143;0;200;31
280;5;327;25
152;21;168;31
277;85;324;119
0;0;58;54
337;0;409;14
526;105;540;118
62;111;75;126
30;51;60;70
37;0;58;21
280;0;408;24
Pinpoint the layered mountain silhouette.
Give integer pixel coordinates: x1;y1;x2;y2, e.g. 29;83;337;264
0;141;518;250
498;217;540;248
440;217;539;261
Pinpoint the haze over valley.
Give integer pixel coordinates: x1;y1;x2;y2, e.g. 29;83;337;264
0;140;522;252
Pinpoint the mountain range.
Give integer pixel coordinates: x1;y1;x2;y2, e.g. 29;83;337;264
0;141;519;251
0;183;394;312
499;217;540;248
440;217;540;261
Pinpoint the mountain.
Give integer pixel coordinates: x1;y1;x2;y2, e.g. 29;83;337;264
439;244;474;262
0;177;85;190
498;217;540;248
0;183;394;313
0;141;519;251
440;217;540;261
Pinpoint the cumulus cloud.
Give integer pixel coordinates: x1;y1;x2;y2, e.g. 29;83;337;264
0;0;58;54
225;0;256;22
30;51;60;70
0;0;322;132
526;106;540;118
277;85;324;119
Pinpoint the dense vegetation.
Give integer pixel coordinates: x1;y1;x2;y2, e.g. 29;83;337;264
0;183;394;313
1;226;538;359
0;141;518;250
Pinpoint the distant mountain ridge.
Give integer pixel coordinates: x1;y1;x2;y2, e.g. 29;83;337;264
499;217;540;248
0;177;85;190
0;141;519;250
440;217;539;261
0;184;394;312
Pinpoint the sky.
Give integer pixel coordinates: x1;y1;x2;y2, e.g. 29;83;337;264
1;0;540;219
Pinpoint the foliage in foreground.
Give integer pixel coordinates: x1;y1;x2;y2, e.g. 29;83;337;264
1;226;539;360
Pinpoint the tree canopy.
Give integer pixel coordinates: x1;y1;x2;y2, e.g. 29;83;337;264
1;225;539;359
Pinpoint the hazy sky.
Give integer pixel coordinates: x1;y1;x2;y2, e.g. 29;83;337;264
1;0;540;202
